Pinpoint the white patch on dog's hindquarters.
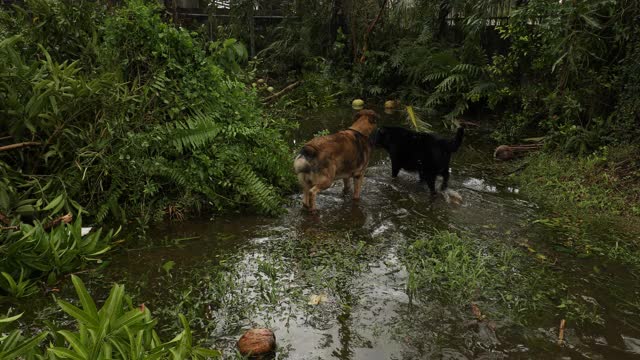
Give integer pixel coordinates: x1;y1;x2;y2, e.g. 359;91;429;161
293;155;310;173
442;189;463;205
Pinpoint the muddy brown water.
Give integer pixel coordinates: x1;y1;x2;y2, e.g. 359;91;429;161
5;108;640;359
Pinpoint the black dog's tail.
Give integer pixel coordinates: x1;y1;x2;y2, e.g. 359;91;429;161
446;127;464;152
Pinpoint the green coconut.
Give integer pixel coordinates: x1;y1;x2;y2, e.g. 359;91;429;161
352;99;364;109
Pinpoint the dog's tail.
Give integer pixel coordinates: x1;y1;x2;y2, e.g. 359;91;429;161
293;146;316;174
446;127;464;152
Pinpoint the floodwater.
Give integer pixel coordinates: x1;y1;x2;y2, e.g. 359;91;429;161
7;108;640;359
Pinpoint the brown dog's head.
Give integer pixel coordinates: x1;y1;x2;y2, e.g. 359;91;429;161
350;109;379;136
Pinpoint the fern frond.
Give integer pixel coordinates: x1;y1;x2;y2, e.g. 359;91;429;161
172;108;223;152
435;74;467;92
232;164;281;215
451;63;482;77
424;71;450;82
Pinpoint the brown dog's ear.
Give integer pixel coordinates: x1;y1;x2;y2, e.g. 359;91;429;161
353;110;364;122
354;109;379;123
370;111;380;124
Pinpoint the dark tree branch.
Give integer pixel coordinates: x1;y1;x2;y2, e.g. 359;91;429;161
359;0;389;63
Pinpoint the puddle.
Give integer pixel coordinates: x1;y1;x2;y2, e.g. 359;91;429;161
4;107;640;359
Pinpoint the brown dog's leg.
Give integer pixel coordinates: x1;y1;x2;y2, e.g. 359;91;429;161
353;175;364;200
342;178;352;195
308;179;332;211
302;186;310;208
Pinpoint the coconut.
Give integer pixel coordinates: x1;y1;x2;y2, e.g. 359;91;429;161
237;328;276;357
256;79;265;85
352;99;364;109
267;86;275;93
384;100;396;109
251;83;257;88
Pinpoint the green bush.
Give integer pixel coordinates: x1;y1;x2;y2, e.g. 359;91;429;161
0;0;295;225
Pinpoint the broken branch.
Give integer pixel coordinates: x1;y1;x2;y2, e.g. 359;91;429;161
0;213;73;231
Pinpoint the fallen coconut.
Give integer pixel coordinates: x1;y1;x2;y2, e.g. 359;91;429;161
256;78;265;84
384;100;397;109
352;98;364;109
251;82;257;88
267;86;275;93
237;328;276;357
494;145;514;161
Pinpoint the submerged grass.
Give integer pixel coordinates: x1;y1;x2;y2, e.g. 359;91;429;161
515;146;640;218
401;229;608;327
511;146;640;268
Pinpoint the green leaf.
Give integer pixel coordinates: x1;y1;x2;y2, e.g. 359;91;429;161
2;331;48;359
161;261;175;275
49;347;86;360
0;313;23;323
112;309;145;331
58;330;89;358
58;300;99;328
43;194;65;212
70;275;99;320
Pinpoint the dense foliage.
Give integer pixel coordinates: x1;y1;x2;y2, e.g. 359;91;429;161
0;0;295;295
238;0;639;152
0;0;295;228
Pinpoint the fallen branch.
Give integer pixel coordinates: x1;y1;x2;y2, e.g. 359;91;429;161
458;120;480;127
0;213;73;231
262;81;302;103
0;142;42;152
494;143;543;161
358;0;390;63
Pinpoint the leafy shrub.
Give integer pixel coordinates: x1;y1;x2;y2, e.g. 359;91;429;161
0;0;295;225
0;275;220;359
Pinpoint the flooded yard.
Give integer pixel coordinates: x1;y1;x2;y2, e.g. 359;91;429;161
6;108;640;359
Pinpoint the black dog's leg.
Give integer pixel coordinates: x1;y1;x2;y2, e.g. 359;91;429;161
440;170;449;191
425;173;437;195
391;162;400;178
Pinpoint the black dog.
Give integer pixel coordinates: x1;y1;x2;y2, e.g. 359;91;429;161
374;126;464;194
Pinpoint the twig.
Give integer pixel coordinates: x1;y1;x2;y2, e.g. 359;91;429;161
0;142;42;152
359;0;390;63
558;319;566;345
262;81;302;103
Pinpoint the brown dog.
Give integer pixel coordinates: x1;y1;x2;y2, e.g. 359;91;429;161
293;109;378;211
